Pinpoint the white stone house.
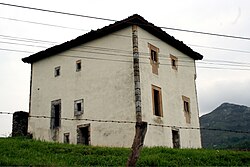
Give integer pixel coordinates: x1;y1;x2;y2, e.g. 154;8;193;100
22;14;203;148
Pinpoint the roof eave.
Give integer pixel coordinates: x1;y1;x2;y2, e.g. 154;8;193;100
22;18;133;64
22;14;203;63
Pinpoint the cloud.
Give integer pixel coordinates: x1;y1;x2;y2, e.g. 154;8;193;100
0;115;12;137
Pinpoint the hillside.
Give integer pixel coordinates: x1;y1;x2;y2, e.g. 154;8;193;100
200;103;250;149
0;138;250;166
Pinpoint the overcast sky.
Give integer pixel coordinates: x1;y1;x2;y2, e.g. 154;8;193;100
0;0;250;136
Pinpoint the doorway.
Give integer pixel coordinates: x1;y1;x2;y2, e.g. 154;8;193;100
172;129;180;148
77;124;90;145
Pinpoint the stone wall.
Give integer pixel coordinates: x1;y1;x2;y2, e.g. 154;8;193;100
12;111;29;137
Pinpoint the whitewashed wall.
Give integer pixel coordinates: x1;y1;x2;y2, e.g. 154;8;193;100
137;27;201;148
28;25;201;148
29;27;136;147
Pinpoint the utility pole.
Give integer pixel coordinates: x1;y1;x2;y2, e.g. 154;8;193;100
127;25;148;167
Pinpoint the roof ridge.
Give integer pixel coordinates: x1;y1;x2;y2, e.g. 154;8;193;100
22;14;203;63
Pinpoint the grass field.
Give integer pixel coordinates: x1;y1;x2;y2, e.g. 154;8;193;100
0;137;249;166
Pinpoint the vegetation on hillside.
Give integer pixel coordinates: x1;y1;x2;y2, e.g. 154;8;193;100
200;103;250;149
0;137;250;166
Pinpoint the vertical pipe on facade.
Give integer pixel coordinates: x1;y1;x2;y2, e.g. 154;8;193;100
132;25;142;123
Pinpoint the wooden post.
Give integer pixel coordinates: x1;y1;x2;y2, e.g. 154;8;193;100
127;25;148;167
127;122;147;166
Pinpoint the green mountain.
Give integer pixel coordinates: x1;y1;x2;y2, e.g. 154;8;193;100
200;103;250;149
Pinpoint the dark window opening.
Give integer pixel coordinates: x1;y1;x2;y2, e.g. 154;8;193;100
172;130;180;148
76;60;81;72
54;66;60;77
77;103;81;112
152;85;163;117
170;55;178;70
54;104;60;127
51;99;61;129
77;125;90;145
64;133;70;144
74;99;83;116
172;59;176;67
182;96;191;124
154;89;160;116
184;101;189;113
151;50;157;63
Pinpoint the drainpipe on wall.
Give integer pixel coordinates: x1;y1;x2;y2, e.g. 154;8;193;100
127;25;148;167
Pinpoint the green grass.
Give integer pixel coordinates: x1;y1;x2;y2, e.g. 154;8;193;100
0;137;250;166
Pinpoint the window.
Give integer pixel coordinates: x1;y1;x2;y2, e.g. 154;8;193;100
170;55;178;70
148;43;159;75
182;96;191;123
64;133;70;144
184;101;189;112
76;60;81;72
152;85;163;117
74;99;83;116
51;99;61;129
54;66;60;77
151;50;158;63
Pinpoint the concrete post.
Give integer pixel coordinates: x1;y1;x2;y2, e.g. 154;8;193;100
132;25;142;123
127;25;148;167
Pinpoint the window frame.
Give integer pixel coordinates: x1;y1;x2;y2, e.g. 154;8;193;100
148;43;160;75
182;96;191;123
170;54;178;70
152;85;163;117
77;124;90;145
51;99;61;129
74;99;84;116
